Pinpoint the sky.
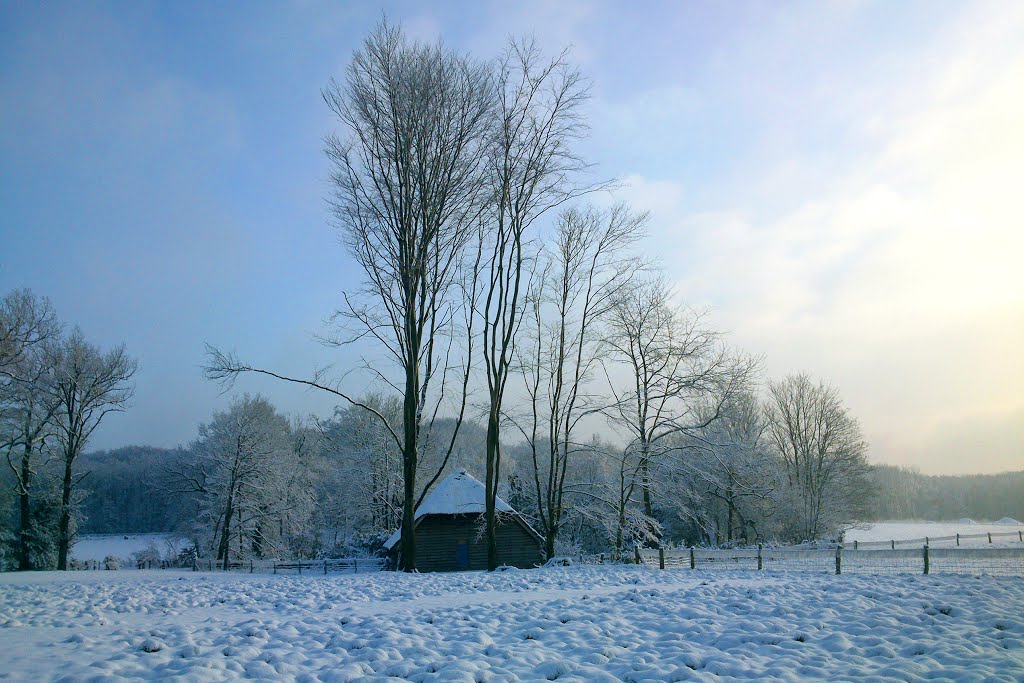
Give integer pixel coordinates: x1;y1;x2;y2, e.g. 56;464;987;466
1;0;1021;475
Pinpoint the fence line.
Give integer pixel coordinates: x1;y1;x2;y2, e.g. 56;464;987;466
638;544;1024;577
849;529;1023;549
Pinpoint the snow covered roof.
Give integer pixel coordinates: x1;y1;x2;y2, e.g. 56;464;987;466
383;469;514;550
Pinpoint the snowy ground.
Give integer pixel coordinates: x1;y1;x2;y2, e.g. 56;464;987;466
847;521;1024;545
1;567;1022;681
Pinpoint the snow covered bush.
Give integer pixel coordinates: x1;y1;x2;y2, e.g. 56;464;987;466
103;555;120;570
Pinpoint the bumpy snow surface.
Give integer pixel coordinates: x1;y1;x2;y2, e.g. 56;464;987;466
1;567;1022;681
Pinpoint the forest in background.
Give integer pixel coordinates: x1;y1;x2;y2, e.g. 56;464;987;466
6;439;1018;545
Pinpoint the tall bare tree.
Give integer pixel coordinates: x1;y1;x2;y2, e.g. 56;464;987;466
206;22;491;570
51;329;136;569
480;38;596;570
511;203;647;558
764;373;871;541
603;278;755;548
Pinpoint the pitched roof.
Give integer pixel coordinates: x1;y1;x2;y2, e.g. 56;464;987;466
383;468;514;550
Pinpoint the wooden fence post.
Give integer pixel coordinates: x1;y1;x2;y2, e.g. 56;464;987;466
689;547;695;570
298;562;302;575
1019;530;1022;542
757;544;763;570
956;533;960;546
273;562;277;575
599;553;604;564
323;560;327;575
658;547;665;569
354;558;358;574
923;544;930;575
853;540;858;550
634;546;642;565
250;559;253;574
988;533;992;544
835;544;842;575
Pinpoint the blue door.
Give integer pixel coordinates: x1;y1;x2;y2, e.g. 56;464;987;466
456;541;469;570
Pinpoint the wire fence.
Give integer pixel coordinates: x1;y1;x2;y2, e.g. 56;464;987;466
637;543;1024;577
152;557;388;574
847;529;1024;549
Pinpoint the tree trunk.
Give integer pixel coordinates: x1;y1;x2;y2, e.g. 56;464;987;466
56;458;73;571
218;492;234;570
399;362;418;572
485;406;500;571
17;442;33;571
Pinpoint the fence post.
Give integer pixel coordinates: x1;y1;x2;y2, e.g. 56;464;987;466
853;540;858;550
757;544;763;570
835;544;842;575
658;547;665;570
324;560;327;575
599;553;604;564
925;537;929;546
891;540;895;550
634;546;642;565
250;559;254;574
298;562;302;575
354;558;358;574
956;533;959;546
1019;530;1022;542
273;562;277;575
690;547;696;570
988;533;992;544
923;544;930;575
209;559;213;572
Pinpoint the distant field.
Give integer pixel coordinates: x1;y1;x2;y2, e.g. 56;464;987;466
847;520;1024;544
71;533;177;563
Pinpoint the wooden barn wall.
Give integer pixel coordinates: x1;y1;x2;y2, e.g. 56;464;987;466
412;514;543;572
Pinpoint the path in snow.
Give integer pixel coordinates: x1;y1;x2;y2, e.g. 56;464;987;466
1;567;1022;681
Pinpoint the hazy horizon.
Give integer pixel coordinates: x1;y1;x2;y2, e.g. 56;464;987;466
2;1;1021;475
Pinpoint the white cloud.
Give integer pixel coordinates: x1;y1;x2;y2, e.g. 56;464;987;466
617;4;1024;474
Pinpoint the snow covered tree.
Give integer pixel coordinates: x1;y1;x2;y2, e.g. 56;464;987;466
50;329;136;570
603;278;755;548
171;395;292;568
764;374;872;541
0;290;62;570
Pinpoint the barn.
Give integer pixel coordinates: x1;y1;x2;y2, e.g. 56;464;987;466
383;468;544;572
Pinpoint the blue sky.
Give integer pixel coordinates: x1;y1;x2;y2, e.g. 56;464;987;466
2;1;1021;474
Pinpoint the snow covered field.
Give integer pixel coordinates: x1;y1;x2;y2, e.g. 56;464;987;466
1;567;1022;681
70;533;177;564
847;521;1024;545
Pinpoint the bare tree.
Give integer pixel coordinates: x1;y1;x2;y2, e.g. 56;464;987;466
0;289;58;382
205;22;491;571
603;278;756;548
479;38;597;570
510;203;647;558
51;329;136;570
764;373;872;541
